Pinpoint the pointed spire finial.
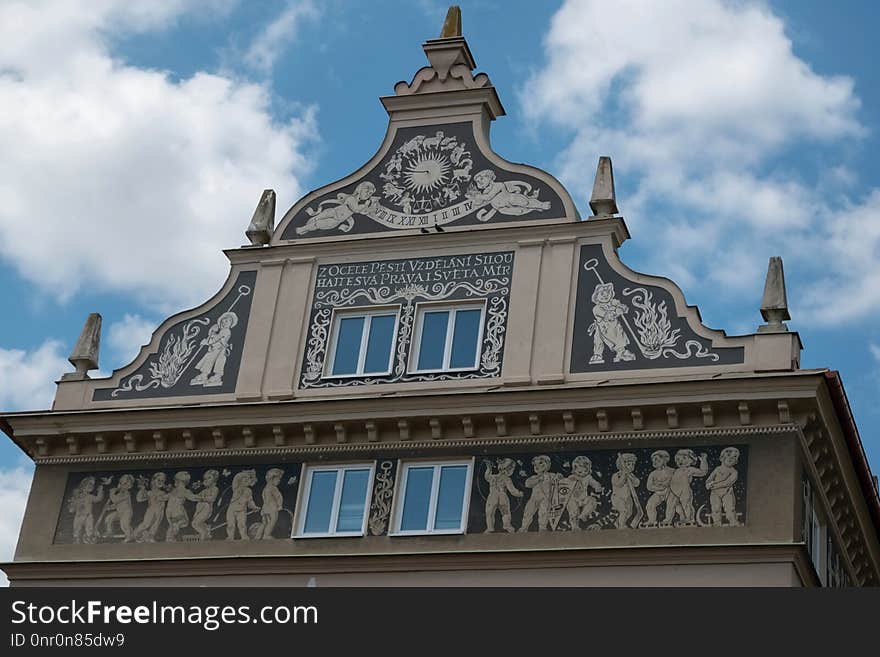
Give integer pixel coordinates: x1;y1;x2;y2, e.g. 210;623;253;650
589;156;618;217
758;256;790;332
245;189;276;246
439;6;462;38
65;313;102;380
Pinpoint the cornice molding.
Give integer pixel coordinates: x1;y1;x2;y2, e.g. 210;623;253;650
33;424;797;465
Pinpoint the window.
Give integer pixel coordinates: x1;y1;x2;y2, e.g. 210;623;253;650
392;460;473;535
296;464;373;537
326;308;398;377
411;303;484;373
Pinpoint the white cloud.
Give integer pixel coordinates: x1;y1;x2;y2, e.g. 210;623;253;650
0;340;69;411
0;465;33;587
244;0;319;73
106;314;158;369
871;343;880;363
0;0;318;313
523;0;877;325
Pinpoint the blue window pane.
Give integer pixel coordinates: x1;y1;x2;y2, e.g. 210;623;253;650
434;465;467;530
363;314;395;374
332;316;364;375
303;470;338;534
336;469;370;533
417;311;449;370
450;309;481;369
400;467;434;531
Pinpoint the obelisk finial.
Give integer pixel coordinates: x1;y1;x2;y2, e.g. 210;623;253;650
440;6;462;38
245;189;276;246
589;156;618;217
65;313;102;380
758;256;791;332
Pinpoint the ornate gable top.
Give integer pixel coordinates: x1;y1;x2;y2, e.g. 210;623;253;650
273;7;578;243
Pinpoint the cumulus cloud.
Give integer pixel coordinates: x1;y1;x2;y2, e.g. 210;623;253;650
0;0;318;312
0;466;33;586
106;314;159;369
0;341;69;411
523;0;876;324
244;0;319;73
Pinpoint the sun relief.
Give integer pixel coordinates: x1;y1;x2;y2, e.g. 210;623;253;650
282;122;566;239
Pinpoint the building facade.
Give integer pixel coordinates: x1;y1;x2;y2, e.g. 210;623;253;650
3;11;879;586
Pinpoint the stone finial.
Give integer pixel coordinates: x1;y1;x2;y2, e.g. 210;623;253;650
758;256;791;332
440;6;462;38
65;313;102;380
245;189;276;246
589;156;618;217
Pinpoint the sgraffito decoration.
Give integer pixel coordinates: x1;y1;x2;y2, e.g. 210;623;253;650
93;271;257;400
570;246;743;372
280;122;565;239
469;445;748;533
300;251;513;388
54;463;301;544
367;460;397;536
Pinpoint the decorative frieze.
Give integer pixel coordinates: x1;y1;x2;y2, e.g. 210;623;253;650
55;464;301;545
51;443;748;547
473;445;747;533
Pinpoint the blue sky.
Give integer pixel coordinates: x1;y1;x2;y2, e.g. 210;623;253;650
1;0;878;576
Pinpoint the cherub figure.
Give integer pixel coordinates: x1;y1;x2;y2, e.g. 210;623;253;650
103;474;134;541
611;453;642;529
644;450;673;527
190;312;237;387
133;472;169;542
518;455;561;532
706;447;741;526
665;450;709;526
190;469;219;540
588;283;636;364
164;471;193;542
226;469;259;540
466;169;551;222
68;476;104;544
483;458;523;533
563;455;603;530
295;181;377;235
259;468;284;539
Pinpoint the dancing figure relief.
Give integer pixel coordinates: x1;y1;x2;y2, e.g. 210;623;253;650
58;465;297;545
483;458;523;533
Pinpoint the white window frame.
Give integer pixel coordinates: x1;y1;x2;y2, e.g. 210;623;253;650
811;504;826;584
390;459;474;536
324;306;400;378
409;301;485;374
294;462;375;538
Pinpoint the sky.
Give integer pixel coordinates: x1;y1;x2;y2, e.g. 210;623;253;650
0;0;878;583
